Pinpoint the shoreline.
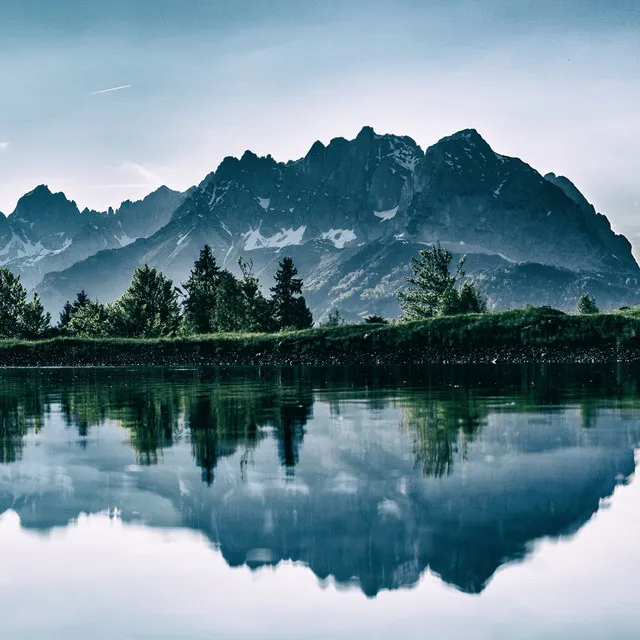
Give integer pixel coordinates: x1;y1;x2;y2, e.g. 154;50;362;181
1;308;640;366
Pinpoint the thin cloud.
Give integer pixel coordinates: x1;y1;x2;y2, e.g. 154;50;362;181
122;161;162;184
90;84;132;95
0;142;9;150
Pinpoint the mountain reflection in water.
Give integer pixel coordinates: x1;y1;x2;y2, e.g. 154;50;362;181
0;365;639;596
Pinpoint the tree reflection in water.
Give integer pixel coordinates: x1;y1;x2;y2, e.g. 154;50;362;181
1;364;640;596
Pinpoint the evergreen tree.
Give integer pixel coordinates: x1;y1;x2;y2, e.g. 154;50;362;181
457;281;488;314
71;290;90;314
238;257;273;332
323;309;344;327
270;257;313;330
111;265;182;338
0;268;27;339
436;286;461;316
66;300;111;338
183;245;221;334
365;315;388;325
20;293;51;339
397;242;466;320
59;301;73;328
213;271;246;332
577;293;599;315
60;290;91;329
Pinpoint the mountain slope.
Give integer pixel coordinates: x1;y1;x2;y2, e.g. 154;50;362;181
33;127;640;317
1;185;187;289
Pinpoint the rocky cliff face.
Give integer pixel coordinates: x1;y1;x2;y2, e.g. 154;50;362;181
3;126;636;318
0;185;186;289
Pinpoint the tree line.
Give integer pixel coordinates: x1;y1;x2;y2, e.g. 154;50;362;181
0;241;604;341
0;247;313;339
396;242;601;318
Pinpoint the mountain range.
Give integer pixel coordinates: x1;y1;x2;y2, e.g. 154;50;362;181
2;126;638;320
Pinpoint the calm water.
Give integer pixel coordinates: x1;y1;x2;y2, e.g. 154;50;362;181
1;365;639;639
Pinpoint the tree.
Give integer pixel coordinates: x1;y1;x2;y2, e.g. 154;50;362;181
323;309;344;327
72;290;90;313
213;271;246;332
365;315;388;325
20;293;51;339
577;293;599;315
271;257;313;330
111;265;182;338
0;268;27;339
60;290;91;329
238;258;273;332
183;245;221;334
437;286;461;316
66;300;112;338
59;301;73;328
457;281;487;314
397;242;466;320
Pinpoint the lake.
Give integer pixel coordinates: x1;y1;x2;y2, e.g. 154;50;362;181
0;365;639;639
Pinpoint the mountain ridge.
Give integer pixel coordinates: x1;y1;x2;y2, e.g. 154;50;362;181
3;126;637;318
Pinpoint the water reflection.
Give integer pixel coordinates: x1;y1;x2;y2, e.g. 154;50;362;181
0;365;639;596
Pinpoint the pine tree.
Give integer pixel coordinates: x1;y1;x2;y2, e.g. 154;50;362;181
183;245;221;334
436;286;461;316
397;243;466;320
365;315;388;325
577;293;599;315
213;271;246;332
238;257;273;332
112;265;182;338
60;290;91;329
457;281;488;314
20;293;51;339
0;268;27;339
66;300;111;337
270;257;313;330
323;309;344;327
71;290;90;314
59;301;73;328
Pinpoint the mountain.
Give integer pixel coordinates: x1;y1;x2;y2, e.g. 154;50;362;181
8;126;639;318
0;185;187;290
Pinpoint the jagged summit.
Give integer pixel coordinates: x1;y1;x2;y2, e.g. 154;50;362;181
544;173;594;213
11;184;79;220
0;125;635;317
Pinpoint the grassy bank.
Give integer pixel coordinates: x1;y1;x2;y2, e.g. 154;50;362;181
2;307;640;366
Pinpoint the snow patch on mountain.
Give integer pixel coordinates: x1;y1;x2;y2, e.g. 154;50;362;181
51;238;73;255
374;206;399;221
0;233;53;265
320;229;356;249
115;232;135;248
209;184;230;208
257;197;271;211
176;229;194;247
243;225;306;251
494;179;507;197
389;139;421;171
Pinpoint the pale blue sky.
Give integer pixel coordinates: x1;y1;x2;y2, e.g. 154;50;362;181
0;0;638;232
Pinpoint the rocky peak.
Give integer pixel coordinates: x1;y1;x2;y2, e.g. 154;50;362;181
8;185;84;250
0;213;10;242
11;185;80;223
115;185;186;239
544;173;594;215
214;151;279;183
424;129;502;172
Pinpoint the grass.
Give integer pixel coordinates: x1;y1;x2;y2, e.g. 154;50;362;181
1;307;640;366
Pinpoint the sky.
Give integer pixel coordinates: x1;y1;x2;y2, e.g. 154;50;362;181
0;0;638;235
